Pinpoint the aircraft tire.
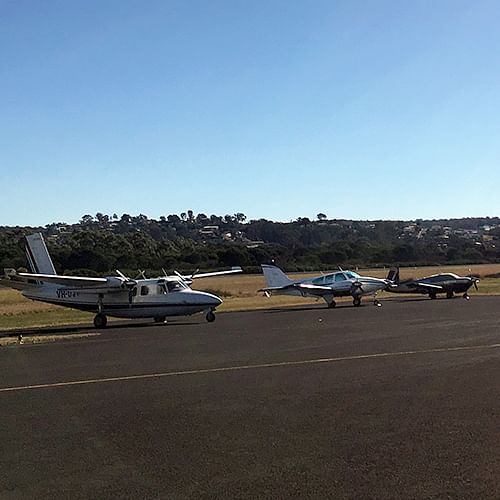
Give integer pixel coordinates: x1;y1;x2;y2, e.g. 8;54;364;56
206;311;216;323
429;293;437;300
154;316;166;323
353;298;361;307
94;313;107;328
328;301;336;309
446;291;454;299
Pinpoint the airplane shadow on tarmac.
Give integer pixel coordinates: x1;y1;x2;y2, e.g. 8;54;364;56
261;296;463;313
0;319;201;338
262;303;371;314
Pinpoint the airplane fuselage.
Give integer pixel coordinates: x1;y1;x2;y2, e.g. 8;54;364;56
22;278;222;319
287;274;388;298
389;277;475;295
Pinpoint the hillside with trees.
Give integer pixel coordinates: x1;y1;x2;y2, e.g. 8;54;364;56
1;213;500;276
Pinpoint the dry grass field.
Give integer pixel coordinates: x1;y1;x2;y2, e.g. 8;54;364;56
2;263;500;331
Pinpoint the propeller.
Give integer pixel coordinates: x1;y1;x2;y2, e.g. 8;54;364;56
115;270;137;306
350;280;364;296
466;274;480;291
173;268;199;285
174;270;186;281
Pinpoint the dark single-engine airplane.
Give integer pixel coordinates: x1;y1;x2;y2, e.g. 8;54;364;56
1;233;241;327
260;264;389;308
385;267;479;300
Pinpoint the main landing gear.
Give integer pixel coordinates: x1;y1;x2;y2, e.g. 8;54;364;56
353;297;361;307
94;294;108;328
328;300;336;309
93;313;107;328
463;293;470;300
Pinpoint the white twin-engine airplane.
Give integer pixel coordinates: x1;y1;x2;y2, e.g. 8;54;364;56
261;264;390;308
1;233;242;328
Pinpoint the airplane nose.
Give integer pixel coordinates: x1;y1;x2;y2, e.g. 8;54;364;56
206;292;223;307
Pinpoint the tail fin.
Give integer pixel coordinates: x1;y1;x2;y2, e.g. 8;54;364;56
261;264;292;288
25;233;56;275
386;267;400;284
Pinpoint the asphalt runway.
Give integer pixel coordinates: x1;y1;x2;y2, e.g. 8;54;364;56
1;297;500;499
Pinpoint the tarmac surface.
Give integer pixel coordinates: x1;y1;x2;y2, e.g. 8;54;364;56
1;296;500;499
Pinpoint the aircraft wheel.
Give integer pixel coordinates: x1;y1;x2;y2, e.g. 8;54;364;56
154;316;166;323
463;293;470;300
328;300;336;309
353;297;361;307
94;313;107;328
429;293;437;300
374;299;382;307
206;311;216;323
446;291;454;299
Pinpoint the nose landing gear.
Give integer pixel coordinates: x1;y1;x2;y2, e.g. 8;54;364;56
206;310;216;322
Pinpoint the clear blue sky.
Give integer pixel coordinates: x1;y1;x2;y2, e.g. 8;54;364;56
1;0;499;226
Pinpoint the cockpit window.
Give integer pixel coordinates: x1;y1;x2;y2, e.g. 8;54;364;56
335;273;347;282
312;276;325;285
166;280;186;292
345;271;360;279
427;274;455;283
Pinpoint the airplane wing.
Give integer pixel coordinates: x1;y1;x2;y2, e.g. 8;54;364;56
260;283;334;296
17;272;109;287
190;267;243;279
292;283;334;295
175;267;243;283
409;282;443;291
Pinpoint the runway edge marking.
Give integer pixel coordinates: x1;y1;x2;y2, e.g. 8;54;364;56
2;343;500;394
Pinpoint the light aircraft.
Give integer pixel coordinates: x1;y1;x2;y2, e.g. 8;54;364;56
1;233;242;328
385;267;479;300
260;264;390;308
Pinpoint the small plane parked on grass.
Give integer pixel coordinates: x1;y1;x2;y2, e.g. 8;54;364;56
385;267;479;300
1;233;242;328
260;264;390;308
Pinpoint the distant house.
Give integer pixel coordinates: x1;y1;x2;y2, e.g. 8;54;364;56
199;225;220;237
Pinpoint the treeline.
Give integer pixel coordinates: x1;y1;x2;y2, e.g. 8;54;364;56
1;213;500;275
